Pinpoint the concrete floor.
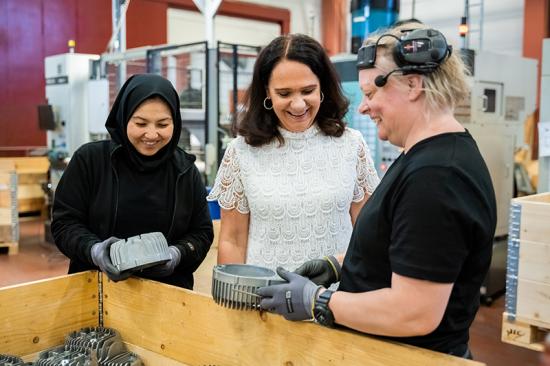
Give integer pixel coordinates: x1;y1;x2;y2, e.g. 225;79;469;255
0;218;543;366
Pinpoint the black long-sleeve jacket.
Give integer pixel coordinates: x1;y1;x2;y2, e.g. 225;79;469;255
52;140;213;289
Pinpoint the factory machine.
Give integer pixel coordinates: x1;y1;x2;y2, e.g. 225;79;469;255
456;50;537;303
43;53;110;189
457;51;537;238
42;53;110;243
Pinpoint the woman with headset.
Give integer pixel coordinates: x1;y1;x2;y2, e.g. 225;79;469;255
257;23;497;359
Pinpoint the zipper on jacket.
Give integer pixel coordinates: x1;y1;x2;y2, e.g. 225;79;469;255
166;165;193;239
110;145;121;234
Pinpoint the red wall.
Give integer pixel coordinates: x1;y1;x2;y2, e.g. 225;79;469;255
523;0;550;109
127;1;167;48
0;0;113;150
0;0;167;151
0;0;288;153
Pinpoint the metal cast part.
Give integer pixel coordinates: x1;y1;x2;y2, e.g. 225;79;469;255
212;264;285;310
110;232;171;272
0;355;25;366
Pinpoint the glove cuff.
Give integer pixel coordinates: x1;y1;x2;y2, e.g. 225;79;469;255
169;246;182;267
90;242;100;267
309;285;323;319
324;255;341;281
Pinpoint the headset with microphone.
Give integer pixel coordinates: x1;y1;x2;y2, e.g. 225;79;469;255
357;28;452;87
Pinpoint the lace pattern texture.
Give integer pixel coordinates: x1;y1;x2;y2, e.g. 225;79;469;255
208;125;379;270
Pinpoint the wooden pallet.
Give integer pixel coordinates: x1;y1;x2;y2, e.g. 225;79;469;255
502;312;549;351
0;157;48;215
0;165;18;252
0;241;18;255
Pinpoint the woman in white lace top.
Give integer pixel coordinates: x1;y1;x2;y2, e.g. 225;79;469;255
207;34;379;271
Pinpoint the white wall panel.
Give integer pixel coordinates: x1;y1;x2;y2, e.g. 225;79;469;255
399;0;524;56
168;8;281;46
241;0;322;39
168;0;322;47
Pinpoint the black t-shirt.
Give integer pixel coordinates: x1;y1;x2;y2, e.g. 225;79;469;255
339;131;497;353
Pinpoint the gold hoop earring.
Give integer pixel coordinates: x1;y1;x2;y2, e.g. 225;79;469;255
263;97;273;110
320;91;324;103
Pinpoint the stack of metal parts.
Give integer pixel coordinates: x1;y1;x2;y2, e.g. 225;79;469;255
212;264;285;310
64;327;142;366
0;354;27;366
110;232;171;272
35;346;93;365
30;327;142;366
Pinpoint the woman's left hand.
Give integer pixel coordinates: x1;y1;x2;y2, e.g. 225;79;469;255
141;246;181;277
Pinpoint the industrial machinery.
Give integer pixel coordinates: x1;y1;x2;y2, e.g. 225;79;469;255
42;53;110;244
44;53;110;190
217;42;260;165
455;50;537;304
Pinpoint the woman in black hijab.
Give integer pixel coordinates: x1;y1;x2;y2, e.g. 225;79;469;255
52;74;214;289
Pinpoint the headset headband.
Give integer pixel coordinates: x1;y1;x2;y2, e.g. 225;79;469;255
357;28;452;74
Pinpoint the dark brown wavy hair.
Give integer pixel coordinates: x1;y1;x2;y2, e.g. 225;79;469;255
235;34;349;147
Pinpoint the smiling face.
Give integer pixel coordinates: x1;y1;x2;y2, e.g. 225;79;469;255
357;59;412;148
266;59;322;133
126;97;174;156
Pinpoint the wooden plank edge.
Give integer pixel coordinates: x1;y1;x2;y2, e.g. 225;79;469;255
502;312;547;352
0;241;18;254
0;271;96;291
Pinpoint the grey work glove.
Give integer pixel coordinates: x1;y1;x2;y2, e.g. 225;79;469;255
90;237;133;282
140;246;181;278
294;255;341;287
257;267;322;321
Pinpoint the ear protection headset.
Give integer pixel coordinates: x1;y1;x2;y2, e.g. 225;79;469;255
357;28;452;87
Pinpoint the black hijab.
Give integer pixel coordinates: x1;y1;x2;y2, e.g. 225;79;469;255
105;74;182;171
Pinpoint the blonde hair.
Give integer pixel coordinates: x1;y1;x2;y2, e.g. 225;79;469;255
364;23;470;112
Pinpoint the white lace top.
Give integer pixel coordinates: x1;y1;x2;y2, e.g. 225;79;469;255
207;125;380;270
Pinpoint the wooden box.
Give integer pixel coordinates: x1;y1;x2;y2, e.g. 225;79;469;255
502;193;550;351
0;272;484;365
0;157;49;214
0;161;19;254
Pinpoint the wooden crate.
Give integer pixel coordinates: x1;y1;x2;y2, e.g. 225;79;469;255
0;161;19;254
0;272;485;366
0;157;49;214
503;192;550;350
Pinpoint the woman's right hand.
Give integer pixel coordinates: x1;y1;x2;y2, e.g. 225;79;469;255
90;237;133;282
